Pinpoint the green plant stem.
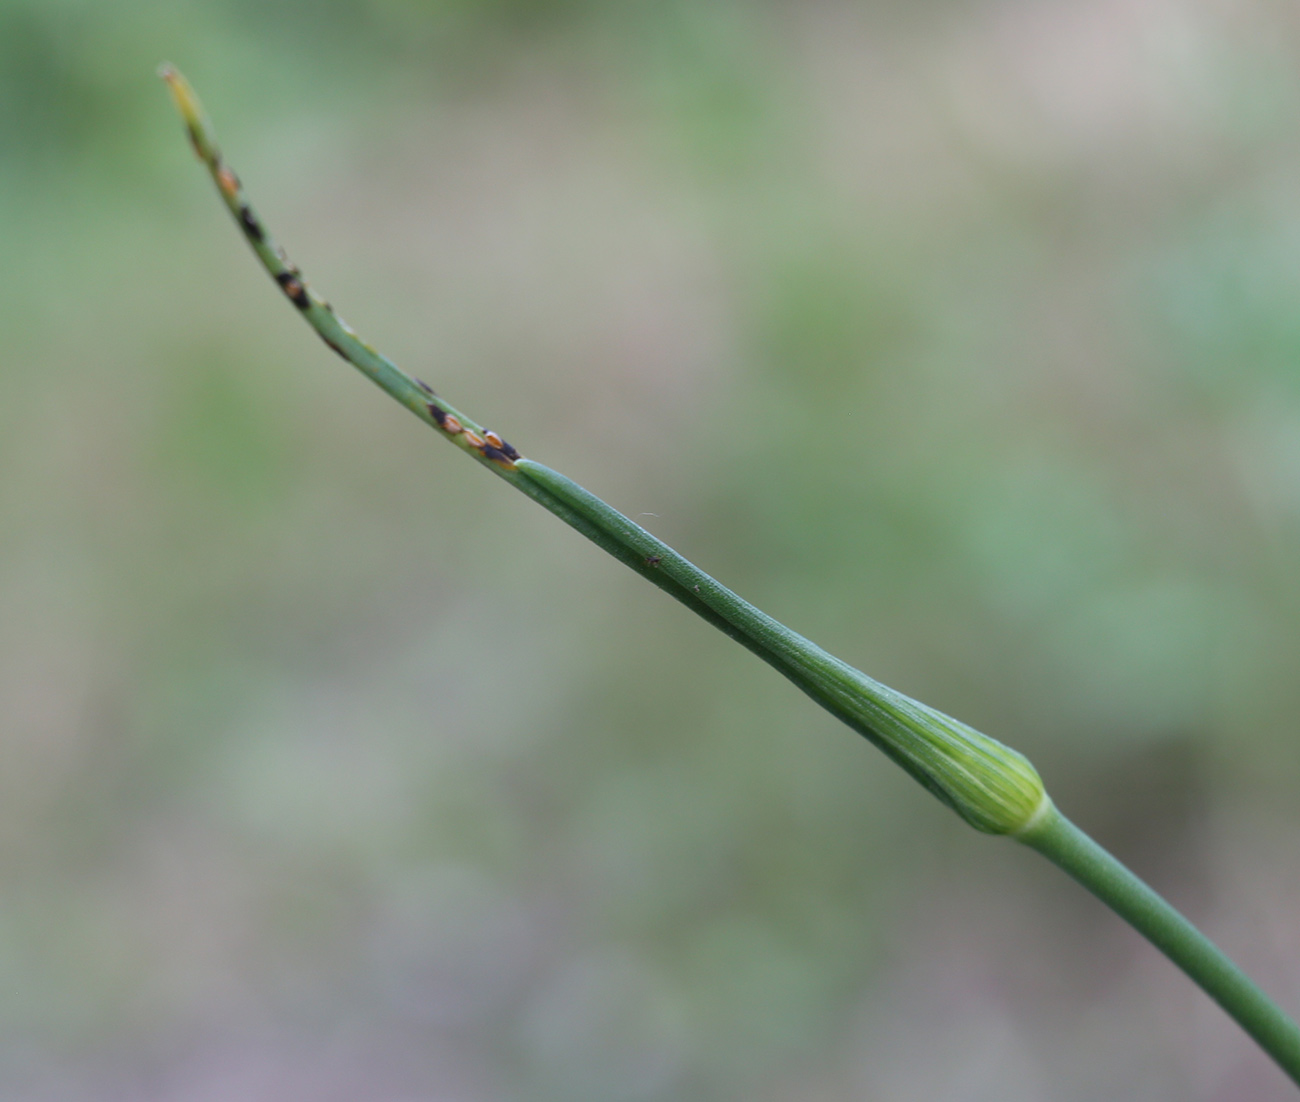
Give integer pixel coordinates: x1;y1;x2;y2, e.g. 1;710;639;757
157;63;1047;838
161;65;1300;1088
1021;808;1300;1083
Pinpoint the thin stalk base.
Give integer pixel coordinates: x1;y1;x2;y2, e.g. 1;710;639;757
1019;806;1300;1087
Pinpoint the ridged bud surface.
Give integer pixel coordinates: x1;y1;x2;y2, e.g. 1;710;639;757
833;669;1048;834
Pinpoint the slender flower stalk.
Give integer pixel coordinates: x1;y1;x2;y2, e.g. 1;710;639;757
160;65;1300;1087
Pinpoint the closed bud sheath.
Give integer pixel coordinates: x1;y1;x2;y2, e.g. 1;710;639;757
820;664;1050;835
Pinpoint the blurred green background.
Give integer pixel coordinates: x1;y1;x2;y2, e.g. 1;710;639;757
3;0;1300;1098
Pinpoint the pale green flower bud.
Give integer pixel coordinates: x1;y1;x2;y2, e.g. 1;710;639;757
823;664;1050;834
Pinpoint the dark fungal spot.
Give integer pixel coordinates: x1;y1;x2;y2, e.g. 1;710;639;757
414;377;435;396
238;206;264;242
275;271;310;310
426;402;448;427
645;555;662;568
481;445;506;462
499;441;521;461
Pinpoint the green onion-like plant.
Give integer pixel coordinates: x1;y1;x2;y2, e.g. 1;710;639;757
161;65;1300;1088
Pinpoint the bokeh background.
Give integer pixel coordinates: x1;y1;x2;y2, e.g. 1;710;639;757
3;0;1300;1098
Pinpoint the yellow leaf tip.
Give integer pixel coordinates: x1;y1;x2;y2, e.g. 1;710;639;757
158;64;202;129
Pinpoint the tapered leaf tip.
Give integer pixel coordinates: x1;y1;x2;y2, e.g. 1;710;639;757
158;64;202;127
